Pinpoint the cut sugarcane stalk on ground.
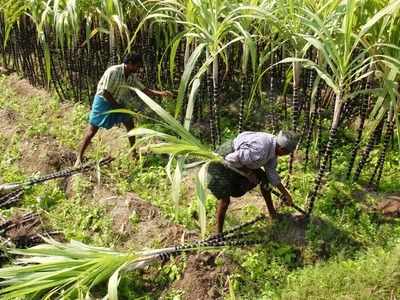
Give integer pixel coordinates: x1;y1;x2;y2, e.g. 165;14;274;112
0;156;114;193
0;157;114;208
0;214;268;299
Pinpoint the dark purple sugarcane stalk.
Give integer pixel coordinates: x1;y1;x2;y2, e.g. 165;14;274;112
207;62;216;149
346;76;371;179
368;109;395;188
238;75;247;133
353;118;385;182
307;91;343;215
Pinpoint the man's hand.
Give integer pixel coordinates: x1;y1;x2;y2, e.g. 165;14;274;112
103;90;123;109
276;182;294;207
143;88;174;99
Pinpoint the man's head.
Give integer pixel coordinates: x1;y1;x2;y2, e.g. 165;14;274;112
275;130;299;156
123;52;142;73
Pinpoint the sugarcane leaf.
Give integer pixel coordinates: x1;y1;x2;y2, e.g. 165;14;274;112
170;37;182;84
130;88;206;149
107;262;129;300
184;77;201;130
172;157;184;208
196;162;209;239
175;43;207;119
228;275;236;300
0;237;138;299
278;57;339;95
43;42;52;89
147;143;213;158
165;154;175;183
359;0;400;38
127;127;174;139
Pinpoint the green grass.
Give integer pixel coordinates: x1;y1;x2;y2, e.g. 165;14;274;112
279;245;400;299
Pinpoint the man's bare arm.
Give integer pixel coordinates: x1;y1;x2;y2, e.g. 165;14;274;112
103;90;123;108
143;88;173;98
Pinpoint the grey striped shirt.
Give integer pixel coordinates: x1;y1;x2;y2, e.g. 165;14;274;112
224;131;281;186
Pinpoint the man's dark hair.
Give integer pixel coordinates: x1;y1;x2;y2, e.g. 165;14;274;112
123;52;142;65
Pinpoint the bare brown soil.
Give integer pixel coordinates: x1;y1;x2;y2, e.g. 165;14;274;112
168;252;238;300
19;136;76;174
376;194;400;218
4;74;50;98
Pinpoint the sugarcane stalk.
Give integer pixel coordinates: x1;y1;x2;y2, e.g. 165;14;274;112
346;76;371;179
0;212;40;234
268;49;277;132
353;119;384;181
307;89;343;215
238;73;247;133
212;56;221;146
368;109;395;188
0;190;24;209
0;157;113;208
1;157;113;191
288;60;302;179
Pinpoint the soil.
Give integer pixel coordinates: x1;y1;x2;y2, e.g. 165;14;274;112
0;108;18;137
168;252;238;300
98;192;197;249
19;135;76;174
3;74;50;98
376;194;400;218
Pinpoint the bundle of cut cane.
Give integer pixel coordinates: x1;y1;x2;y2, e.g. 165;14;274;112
0;215;267;299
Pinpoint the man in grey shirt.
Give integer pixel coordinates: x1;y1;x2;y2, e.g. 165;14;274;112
207;130;298;233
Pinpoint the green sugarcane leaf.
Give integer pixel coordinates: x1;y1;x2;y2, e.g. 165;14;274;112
0;237;138;299
196;162;209;239
130;88;203;148
184;77;201;130
359;0;400;38
166;154;175;183
172;157;184;208
127;127;173;139
107;262;129;300
278;57;339;95
175;43;207;119
169;37;181;84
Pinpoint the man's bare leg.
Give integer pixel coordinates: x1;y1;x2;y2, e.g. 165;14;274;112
216;197;230;234
260;184;277;218
76;124;99;166
123;118;138;159
123;117;135;147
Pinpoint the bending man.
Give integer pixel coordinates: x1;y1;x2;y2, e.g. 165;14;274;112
207;130;299;233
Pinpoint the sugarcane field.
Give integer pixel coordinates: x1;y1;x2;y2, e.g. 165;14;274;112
0;0;399;299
